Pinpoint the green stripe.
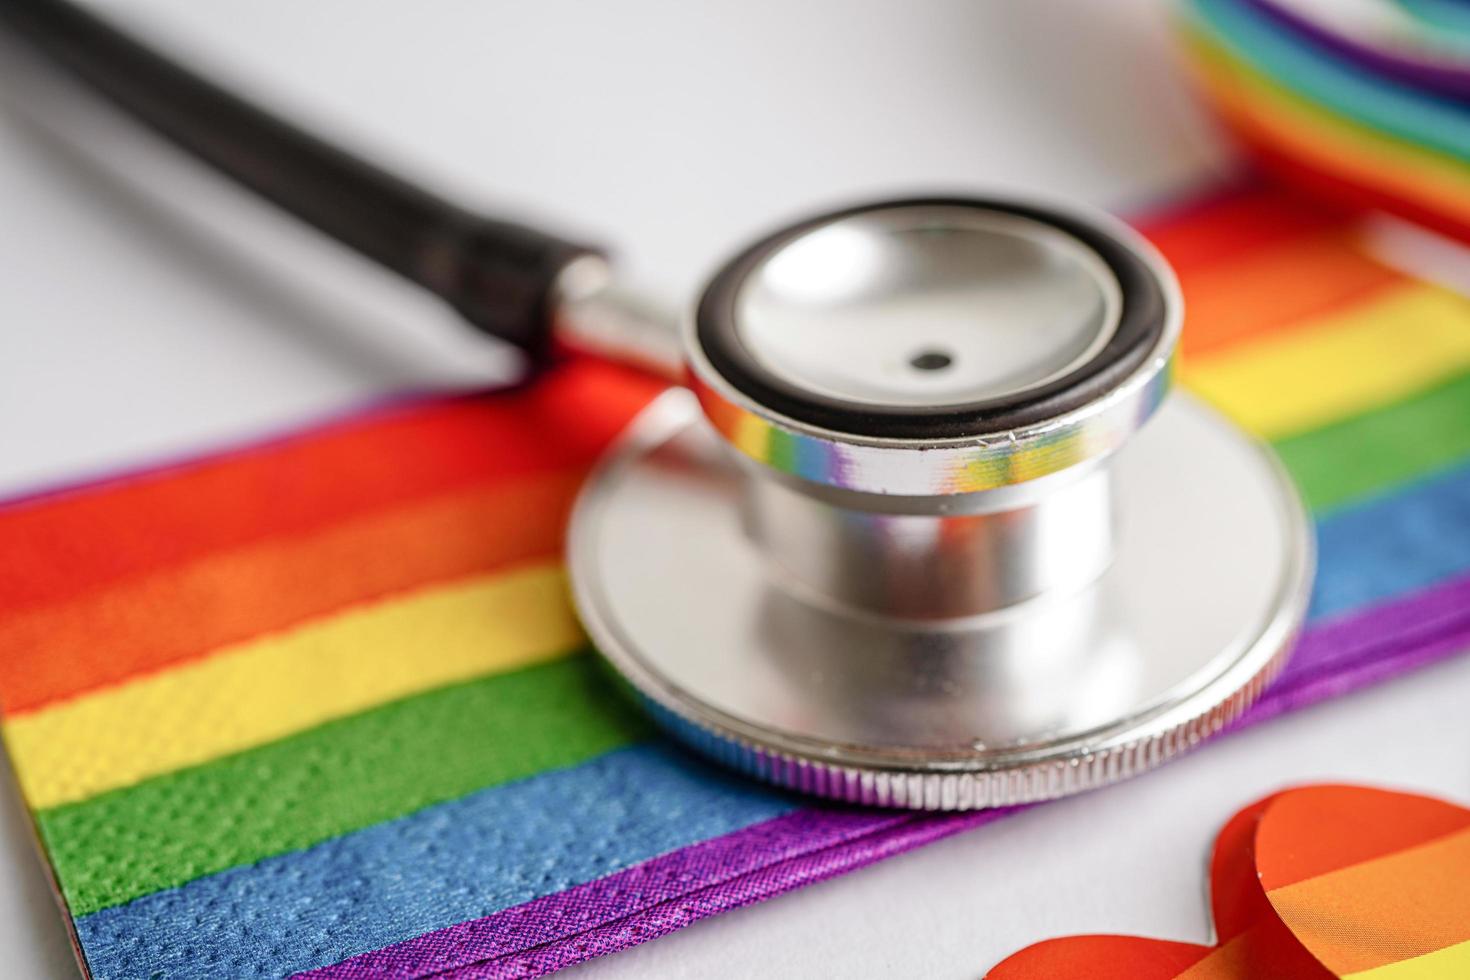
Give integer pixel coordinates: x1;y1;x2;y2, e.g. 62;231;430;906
39;653;649;916
1272;371;1470;512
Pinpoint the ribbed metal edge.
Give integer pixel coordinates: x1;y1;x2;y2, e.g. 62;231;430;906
616;625;1296;810
570;393;1314;812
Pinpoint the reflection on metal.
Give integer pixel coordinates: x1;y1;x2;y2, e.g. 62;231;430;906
552;259;686;382
733;208;1120;407
740;459;1114;620
571;392;1311;809
571;198;1313;810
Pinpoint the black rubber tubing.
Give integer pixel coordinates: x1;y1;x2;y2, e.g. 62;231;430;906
0;0;600;358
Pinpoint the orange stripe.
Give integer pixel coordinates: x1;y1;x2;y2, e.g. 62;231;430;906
0;359;658;616
1347;940;1470;978
1174;934;1255;980
1175;926;1331;980
1177;231;1405;359
1267;827;1470;975
1256;786;1470;892
0;469;585;717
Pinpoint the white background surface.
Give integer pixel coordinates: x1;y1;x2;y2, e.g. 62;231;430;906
0;2;1466;977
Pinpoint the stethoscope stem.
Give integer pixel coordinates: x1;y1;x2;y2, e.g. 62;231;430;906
551;264;686;381
0;0;680;371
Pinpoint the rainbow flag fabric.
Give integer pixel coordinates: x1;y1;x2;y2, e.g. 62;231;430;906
1;178;1469;978
1179;0;1470;243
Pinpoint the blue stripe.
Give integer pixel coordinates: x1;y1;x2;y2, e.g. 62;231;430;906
1310;461;1470;619
1185;0;1470;159
1397;0;1470;40
71;460;1470;978
73;744;795;980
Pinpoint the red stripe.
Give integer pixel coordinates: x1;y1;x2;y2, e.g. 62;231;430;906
1221;114;1470;248
1257;785;1470;892
1136;180;1352;272
0;358;660;615
1210;795;1277;940
986;935;1211;979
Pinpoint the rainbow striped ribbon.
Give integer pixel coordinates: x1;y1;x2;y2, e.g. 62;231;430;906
1178;0;1470;242
3;181;1470;977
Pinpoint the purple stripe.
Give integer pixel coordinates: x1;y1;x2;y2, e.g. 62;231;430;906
1243;0;1470;100
1240;572;1470;723
301;573;1470;980
444;808;1013;980
298;807;1010;980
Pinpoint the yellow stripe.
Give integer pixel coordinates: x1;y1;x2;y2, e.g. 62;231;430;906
2;562;581;810
1182;284;1470;439
1345;940;1470;979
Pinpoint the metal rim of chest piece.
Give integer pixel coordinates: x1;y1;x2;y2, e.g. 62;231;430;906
569;196;1315;810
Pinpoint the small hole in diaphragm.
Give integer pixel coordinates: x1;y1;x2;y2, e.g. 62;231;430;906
909;349;954;371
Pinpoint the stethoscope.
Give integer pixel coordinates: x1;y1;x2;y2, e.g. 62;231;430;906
3;0;1313;810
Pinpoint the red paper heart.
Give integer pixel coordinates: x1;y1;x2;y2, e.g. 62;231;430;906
986;785;1470;978
1255;786;1470;977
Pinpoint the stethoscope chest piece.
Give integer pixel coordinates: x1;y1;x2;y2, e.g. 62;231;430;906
569;197;1314;810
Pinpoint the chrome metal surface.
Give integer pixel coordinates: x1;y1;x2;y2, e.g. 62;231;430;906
685;201;1180;496
742;461;1114;619
551;261;685;381
734;206;1121;408
569;390;1313;809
